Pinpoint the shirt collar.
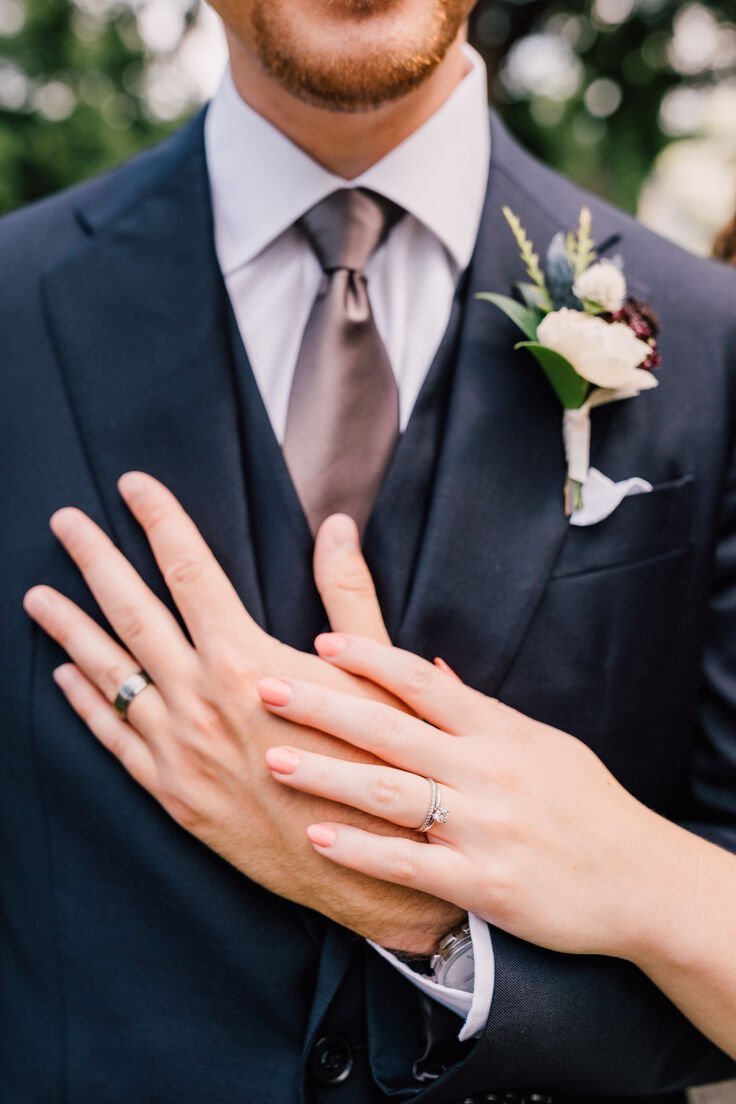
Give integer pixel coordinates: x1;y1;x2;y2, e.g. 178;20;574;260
205;43;491;277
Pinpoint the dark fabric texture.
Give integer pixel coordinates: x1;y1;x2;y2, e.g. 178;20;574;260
1;106;736;1104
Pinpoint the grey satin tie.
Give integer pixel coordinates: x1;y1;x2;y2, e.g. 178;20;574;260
284;188;404;536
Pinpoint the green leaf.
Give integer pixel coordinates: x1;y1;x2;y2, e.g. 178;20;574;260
514;342;591;409
515;281;550;311
475;292;542;341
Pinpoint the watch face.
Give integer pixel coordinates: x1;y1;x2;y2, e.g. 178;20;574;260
439;945;475;991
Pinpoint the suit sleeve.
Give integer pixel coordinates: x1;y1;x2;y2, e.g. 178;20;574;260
411;433;736;1102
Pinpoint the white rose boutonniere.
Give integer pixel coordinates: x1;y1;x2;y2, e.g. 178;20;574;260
535;310;653;392
478;207;661;518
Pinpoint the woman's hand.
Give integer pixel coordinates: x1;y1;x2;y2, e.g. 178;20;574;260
23;474;461;951
259;632;706;963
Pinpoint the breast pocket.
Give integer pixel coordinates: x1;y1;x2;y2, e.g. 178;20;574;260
551;474;694;579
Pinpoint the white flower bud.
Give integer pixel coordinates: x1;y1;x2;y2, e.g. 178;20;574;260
573;260;627;313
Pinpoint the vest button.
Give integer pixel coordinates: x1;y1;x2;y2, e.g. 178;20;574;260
310;1036;354;1085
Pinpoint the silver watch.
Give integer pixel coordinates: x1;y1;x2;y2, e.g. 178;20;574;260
430;922;474;989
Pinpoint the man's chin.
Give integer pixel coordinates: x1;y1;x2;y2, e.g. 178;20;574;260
250;0;468;113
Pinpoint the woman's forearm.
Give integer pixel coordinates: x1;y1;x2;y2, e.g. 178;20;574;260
625;816;736;1058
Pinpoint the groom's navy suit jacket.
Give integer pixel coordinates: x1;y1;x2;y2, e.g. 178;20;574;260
2;107;736;1104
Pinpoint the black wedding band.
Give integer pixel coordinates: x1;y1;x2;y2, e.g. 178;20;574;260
114;670;153;721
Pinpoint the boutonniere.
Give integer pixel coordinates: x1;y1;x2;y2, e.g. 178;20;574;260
478;207;661;520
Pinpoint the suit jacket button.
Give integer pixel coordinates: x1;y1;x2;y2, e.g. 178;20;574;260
310;1036;354;1085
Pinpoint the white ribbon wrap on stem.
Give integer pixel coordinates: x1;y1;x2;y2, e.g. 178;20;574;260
562;384;656;523
563;385;642;486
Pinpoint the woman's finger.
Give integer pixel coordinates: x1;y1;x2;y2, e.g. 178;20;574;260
305;822;464;905
265;745;458;838
52;664;158;792
313;514;391;644
24;585;168;737
257;676;450;776
118;473;270;653
49;507;196;688
313;634;492;734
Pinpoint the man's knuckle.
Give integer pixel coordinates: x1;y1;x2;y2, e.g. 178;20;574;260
164;557;203;589
101;659;132;700
163;791;204;833
335;563;374;596
187;700;222;741
138;502;169;533
212;645;256;691
115;604;146;644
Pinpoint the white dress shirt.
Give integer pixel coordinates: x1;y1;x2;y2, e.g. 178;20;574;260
204;43;493;1042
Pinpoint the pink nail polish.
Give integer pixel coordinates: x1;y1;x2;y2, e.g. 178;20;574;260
257;677;292;706
265;747;300;774
434;656;463;683
307;824;337;848
314;633;347;657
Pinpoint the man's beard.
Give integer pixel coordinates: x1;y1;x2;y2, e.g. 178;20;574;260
249;0;473;113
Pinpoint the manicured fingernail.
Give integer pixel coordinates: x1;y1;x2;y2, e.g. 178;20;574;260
53;665;75;688
325;513;359;551
23;587;51;616
434;657;463;682
265;747;300;774
307;824;337;849
257;677;292;706
315;633;347;657
50;509;77;539
118;472;145;501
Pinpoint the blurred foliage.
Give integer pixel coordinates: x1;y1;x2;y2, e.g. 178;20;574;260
0;0;734;216
0;0;185;212
469;0;736;211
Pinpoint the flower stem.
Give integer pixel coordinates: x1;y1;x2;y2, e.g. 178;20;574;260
564;477;584;516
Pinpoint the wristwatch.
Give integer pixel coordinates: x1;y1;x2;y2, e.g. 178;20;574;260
430;921;474;990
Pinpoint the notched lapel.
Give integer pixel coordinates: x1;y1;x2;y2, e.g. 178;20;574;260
398;121;574;694
40;116;265;628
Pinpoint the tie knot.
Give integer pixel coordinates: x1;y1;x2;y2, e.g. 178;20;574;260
297;188;404;275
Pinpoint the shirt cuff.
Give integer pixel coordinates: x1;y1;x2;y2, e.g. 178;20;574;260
367;912;495;1042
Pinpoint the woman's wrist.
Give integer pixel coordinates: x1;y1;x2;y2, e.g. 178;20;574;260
609;808;704;972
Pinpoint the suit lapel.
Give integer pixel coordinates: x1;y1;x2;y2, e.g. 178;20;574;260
40;112;265;628
397;115;571;694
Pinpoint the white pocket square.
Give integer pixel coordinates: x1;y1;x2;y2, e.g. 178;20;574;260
570;466;653;528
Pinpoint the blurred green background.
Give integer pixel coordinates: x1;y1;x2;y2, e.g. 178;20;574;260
0;1;734;252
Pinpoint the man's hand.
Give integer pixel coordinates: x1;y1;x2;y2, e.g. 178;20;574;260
23;473;461;952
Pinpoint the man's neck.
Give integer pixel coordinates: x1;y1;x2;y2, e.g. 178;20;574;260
225;31;471;180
